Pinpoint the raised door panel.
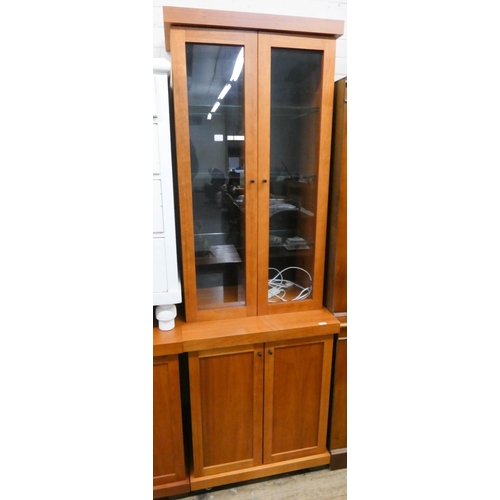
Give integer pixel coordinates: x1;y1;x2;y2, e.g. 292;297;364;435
153;356;188;491
189;345;264;477
263;336;333;463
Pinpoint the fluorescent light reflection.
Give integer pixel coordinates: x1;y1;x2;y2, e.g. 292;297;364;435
207;113;212;120
211;102;220;113
217;84;232;100
230;48;244;82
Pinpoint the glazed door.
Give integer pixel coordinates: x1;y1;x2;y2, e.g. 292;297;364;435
188;345;264;477
170;28;258;322
263;336;333;463
257;34;337;314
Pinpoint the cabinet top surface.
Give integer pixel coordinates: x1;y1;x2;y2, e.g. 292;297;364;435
153;308;341;356
163;6;344;50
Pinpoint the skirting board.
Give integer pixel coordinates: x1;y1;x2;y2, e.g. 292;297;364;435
329;447;347;470
153;479;190;499
191;451;331;491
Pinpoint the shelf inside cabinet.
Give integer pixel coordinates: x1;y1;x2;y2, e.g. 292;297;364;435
272;105;320;119
189;105;320;119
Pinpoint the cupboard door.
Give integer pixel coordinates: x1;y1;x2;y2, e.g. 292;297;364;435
153;355;189;497
189;344;264;477
263;335;333;463
170;28;259;322
257;34;337;315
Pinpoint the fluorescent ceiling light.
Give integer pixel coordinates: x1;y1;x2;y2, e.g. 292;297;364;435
211;102;220;113
230;48;244;82
218;84;232;100
234;135;245;141
207;113;212;120
214;134;224;142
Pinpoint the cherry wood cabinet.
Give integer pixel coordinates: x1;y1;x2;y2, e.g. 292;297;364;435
153;330;189;498
324;76;347;469
164;7;344;323
187;335;333;490
157;7;345;493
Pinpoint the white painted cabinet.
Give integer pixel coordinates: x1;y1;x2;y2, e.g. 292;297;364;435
153;58;181;307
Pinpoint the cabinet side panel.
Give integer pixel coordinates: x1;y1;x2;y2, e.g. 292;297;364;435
324;77;347;313
153;357;186;483
329;337;347;449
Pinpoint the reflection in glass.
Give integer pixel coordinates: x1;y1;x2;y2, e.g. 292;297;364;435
186;43;246;310
268;48;323;303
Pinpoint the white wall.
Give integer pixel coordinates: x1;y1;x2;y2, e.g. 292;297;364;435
153;0;347;81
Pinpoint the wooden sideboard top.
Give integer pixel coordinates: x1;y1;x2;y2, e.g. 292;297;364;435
153;308;341;356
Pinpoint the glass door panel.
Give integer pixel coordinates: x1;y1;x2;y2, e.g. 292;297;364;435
186;42;247;312
267;47;322;304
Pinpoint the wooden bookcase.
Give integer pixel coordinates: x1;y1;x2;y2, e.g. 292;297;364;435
155;6;345;493
153;329;190;498
166;6;343;323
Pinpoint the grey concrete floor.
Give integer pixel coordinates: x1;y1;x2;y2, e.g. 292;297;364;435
169;466;347;500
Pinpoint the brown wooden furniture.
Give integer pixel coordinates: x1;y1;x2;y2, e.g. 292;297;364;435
165;6;344;323
155;308;340;491
324;76;347;470
328;314;347;469
153;327;190;498
157;6;345;493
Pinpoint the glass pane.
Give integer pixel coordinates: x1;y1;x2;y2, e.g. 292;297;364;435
186;43;246;310
268;48;322;303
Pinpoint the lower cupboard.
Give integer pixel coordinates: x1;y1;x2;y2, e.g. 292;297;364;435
187;335;334;490
153;354;190;498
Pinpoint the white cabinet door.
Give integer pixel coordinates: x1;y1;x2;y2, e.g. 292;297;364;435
153;180;164;234
153;238;168;293
153;123;161;175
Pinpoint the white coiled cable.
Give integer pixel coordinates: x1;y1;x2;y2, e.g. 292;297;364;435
268;266;313;302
